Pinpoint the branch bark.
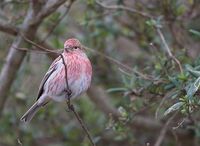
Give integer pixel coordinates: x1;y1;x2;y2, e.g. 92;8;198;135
0;22;18;35
0;1;39;116
32;0;74;26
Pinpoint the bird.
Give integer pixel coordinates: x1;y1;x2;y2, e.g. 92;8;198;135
21;38;92;122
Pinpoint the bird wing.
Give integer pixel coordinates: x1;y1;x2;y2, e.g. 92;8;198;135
36;56;61;100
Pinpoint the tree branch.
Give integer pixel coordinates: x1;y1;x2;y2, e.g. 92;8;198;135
156;28;183;73
0;22;18;35
0;0;39;116
83;45;155;81
32;0;74;25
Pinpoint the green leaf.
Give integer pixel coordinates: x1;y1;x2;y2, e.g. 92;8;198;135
164;83;175;90
107;87;127;93
186;64;200;77
164;102;183;116
129;75;136;88
168;76;180;87
189;29;200;37
118;106;128;118
87;0;94;5
176;5;186;16
188;0;194;5
121;74;129;87
186;76;200;99
155;63;162;70
178;73;187;81
146;19;157;27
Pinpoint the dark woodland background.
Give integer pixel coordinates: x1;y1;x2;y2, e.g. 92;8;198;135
0;0;200;146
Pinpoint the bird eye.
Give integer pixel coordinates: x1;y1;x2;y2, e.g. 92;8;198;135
74;47;78;49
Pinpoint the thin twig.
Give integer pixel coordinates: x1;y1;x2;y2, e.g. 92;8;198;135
60;54;71;96
15;47;62;54
67;101;96;146
32;0;69;25
60;54;96;146
83;45;154;81
156;28;183;73
20;33;60;54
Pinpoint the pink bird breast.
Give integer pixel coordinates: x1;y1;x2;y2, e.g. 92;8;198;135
45;50;92;102
65;52;92;99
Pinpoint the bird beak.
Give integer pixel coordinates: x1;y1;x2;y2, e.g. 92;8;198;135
64;47;70;52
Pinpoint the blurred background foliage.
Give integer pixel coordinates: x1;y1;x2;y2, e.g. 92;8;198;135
0;0;200;146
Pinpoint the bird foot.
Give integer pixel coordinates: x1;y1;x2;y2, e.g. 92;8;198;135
65;89;72;97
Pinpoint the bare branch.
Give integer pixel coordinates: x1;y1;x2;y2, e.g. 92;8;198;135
83;45;155;81
0;2;37;115
30;0;45;15
0;22;18;36
156;28;183;73
33;0;74;25
20;33;61;54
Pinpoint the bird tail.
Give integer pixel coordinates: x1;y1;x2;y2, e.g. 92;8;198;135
20;102;41;122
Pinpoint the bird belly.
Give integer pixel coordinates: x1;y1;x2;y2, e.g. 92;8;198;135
70;73;91;99
46;73;91;102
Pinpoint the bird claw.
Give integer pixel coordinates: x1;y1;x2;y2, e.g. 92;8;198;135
65;89;72;98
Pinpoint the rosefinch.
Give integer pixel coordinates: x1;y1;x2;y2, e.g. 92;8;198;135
21;38;92;122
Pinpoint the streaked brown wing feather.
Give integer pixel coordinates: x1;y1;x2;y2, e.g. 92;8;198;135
36;56;61;100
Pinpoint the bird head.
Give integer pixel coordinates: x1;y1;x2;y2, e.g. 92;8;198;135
64;38;83;53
